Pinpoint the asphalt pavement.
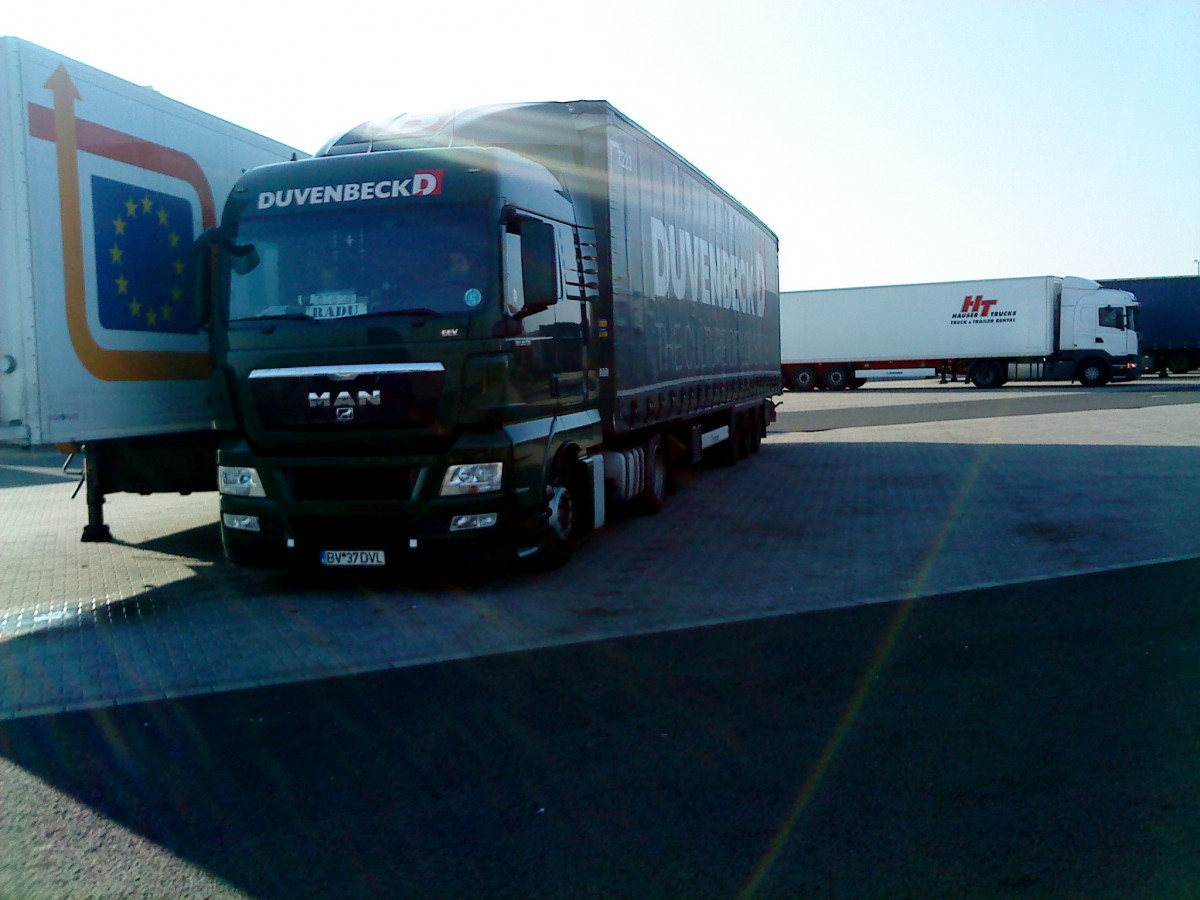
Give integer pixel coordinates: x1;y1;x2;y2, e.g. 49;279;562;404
3;558;1200;898
2;378;1200;897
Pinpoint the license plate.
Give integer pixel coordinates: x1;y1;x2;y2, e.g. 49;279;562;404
320;549;386;567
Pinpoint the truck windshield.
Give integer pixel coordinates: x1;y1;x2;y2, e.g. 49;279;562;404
226;204;494;323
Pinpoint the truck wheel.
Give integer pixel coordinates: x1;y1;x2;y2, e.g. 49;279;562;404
969;361;1003;389
823;366;852;390
737;411;753;459
1168;352;1190;374
637;435;669;514
715;413;741;466
790;366;818;391
748;405;763;454
1077;359;1110;387
539;458;578;568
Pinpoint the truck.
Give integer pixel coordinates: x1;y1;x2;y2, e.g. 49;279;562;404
1100;276;1200;376
0;37;302;539
779;276;1140;390
204;101;781;569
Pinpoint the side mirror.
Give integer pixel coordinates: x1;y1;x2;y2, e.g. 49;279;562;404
519;220;558;311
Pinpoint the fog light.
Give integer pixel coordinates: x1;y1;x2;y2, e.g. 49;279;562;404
450;512;498;532
223;513;261;532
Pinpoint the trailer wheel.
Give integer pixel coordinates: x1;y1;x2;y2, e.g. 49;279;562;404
538;456;579;568
823;365;852;390
969;360;1003;389
714;412;741;466
1077;358;1110;387
738;411;754;459
790;366;818;391
637;435;669;514
1168;351;1190;374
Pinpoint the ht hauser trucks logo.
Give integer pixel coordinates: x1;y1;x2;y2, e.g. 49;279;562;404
950;295;1017;325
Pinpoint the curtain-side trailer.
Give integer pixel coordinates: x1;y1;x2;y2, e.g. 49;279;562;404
206;101;781;569
0;37;302;539
780;276;1140;390
1101;276;1200;376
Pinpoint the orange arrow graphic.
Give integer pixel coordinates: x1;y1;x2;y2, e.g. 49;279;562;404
48;64;209;382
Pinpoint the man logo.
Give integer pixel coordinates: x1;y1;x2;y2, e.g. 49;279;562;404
308;390;382;408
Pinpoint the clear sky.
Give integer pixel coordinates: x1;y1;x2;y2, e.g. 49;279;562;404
8;0;1198;290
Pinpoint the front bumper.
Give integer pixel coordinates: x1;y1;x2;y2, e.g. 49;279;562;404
218;443;542;569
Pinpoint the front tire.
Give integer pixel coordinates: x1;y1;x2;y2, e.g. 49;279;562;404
1077;358;1110;387
537;457;579;568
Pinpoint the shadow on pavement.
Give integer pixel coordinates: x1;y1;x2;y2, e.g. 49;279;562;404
3;560;1200;897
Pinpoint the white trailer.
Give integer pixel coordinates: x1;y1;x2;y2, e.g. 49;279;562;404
0;36;302;538
780;276;1141;390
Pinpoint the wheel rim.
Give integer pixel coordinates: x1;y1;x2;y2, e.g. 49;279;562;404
547;481;574;541
650;446;667;500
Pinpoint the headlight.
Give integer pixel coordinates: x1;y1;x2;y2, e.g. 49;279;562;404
440;462;503;496
219;465;266;497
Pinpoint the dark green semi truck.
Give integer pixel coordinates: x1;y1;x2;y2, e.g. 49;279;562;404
206;101;780;569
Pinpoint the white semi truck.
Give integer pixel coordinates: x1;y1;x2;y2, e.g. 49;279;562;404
0;37;301;538
780;276;1141;390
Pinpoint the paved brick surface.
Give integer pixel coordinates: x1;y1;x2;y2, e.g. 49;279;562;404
3;383;1199;720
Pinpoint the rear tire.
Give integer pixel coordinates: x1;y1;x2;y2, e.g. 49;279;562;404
823;365;852;390
715;413;741;466
736;411;753;460
748;405;763;454
790;366;818;391
970;360;1003;389
1168;351;1190;375
637;435;669;514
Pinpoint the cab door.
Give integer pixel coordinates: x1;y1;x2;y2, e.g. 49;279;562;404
1090;303;1136;358
503;219;586;415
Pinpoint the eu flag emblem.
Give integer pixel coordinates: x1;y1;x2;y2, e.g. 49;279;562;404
92;175;197;334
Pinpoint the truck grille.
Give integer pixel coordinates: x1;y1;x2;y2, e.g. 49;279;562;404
288;466;420;501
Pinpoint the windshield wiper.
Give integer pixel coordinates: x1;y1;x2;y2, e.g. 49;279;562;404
230;312;319;326
385;307;440;317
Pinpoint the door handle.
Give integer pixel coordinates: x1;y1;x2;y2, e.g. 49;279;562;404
1095;337;1104;344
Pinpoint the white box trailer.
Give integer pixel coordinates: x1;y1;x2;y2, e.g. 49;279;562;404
780;276;1141;390
0;36;302;538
